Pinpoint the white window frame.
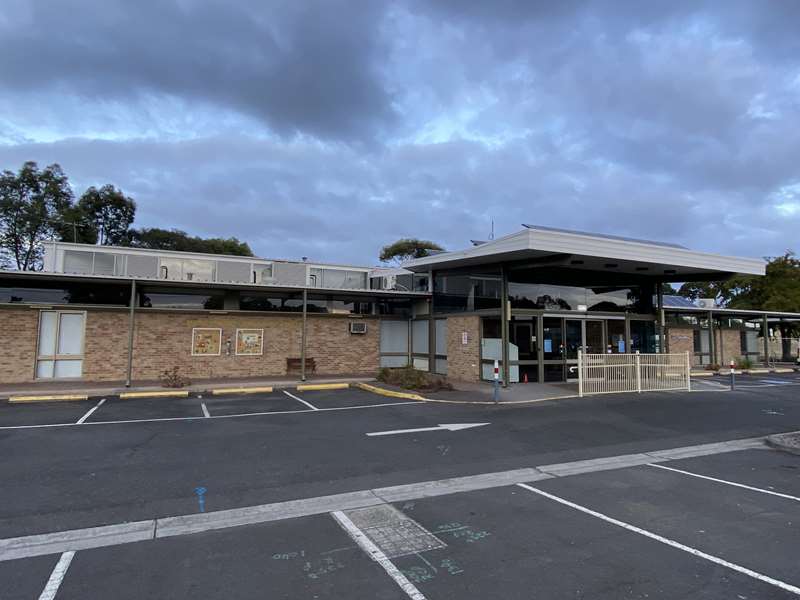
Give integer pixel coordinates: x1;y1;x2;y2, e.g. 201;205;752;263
235;328;264;356
35;309;87;379
191;327;222;356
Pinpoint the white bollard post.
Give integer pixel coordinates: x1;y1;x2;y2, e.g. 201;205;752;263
686;351;691;391
635;350;642;393
578;350;583;397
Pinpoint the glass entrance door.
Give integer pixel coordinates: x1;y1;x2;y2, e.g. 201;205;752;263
543;318;609;382
585;320;605;354
564;319;582;381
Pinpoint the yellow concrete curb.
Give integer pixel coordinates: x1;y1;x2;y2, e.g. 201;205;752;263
9;394;89;403
744;369;770;374
690;371;715;377
354;382;425;401
119;390;189;399
773;368;796;374
211;386;274;395
296;383;351;391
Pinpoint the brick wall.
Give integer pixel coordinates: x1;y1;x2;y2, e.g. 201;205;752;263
666;327;696;365
0;308;39;383
129;312;380;381
718;328;743;367
446;315;481;382
0;306;381;384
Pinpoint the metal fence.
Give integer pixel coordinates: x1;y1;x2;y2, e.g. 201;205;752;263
578;351;691;396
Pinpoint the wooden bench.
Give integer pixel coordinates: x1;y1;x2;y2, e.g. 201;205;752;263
286;357;316;375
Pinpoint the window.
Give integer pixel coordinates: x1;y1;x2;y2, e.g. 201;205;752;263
253;264;274;283
140;292;224;309
36;311;85;379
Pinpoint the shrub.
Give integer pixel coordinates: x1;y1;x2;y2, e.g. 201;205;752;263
735;356;754;370
376;366;453;392
159;366;191;388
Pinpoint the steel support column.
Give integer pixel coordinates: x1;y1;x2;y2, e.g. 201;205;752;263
763;314;770;366
125;279;137;387
500;266;510;387
707;310;716;366
300;288;308;381
656;284;665;353
428;271;435;373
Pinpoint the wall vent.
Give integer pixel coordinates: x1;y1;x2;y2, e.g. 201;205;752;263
349;322;368;334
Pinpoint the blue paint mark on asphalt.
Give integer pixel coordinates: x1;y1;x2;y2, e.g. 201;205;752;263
194;486;207;512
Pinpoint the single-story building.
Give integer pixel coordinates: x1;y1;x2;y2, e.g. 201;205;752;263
0;225;794;387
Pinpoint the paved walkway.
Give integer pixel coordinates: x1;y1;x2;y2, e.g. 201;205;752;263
424;380;579;403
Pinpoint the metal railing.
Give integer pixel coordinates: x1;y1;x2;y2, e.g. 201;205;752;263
578;351;691;396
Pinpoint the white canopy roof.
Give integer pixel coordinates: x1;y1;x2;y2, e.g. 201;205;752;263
403;225;766;279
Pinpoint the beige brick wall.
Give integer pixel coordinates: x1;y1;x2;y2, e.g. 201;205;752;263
0;306;381;384
718;328;743;367
128;312;380;381
0;308;39;383
666;327;697;365
446;315;481;382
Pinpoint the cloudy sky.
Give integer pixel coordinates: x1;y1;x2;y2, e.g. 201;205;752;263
1;1;798;265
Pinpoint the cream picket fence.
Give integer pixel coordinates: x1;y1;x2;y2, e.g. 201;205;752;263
578;351;691;397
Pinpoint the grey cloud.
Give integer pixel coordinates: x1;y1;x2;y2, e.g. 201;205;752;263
1;1;799;265
0;0;395;142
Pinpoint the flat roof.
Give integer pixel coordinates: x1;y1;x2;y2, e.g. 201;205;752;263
0;270;429;299
403;226;766;280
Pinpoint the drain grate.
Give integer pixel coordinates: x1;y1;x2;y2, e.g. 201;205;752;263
344;504;446;558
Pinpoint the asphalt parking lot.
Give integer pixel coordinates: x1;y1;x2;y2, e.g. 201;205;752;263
2;374;800;598
4;447;799;599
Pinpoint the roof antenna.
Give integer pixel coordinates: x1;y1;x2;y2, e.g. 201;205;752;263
489;219;495;240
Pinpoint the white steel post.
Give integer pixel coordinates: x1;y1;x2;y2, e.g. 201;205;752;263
635;350;642;393
578;350;584;397
686;351;691;391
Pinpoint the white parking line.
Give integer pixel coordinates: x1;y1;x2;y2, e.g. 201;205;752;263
38;551;75;600
75;398;105;424
201;403;210;418
648;463;800;502
283;390;318;411
517;483;800;597
331;510;426;600
0;400;421;430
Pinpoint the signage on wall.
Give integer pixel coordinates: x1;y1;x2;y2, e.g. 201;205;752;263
236;329;264;355
192;328;222;356
462;331;469;345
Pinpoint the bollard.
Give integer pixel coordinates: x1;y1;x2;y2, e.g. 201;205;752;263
493;359;500;404
729;359;736;391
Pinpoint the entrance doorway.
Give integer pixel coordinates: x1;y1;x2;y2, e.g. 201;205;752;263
543;317;610;382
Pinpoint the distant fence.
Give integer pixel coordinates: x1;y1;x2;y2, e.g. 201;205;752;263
578;351;691;397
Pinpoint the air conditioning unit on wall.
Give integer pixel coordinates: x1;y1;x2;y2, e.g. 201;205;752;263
349;321;368;334
696;298;717;309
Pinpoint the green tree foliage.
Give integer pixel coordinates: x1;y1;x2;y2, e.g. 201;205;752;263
0;161;74;270
77;185;136;245
379;238;444;264
127;228;254;256
677;253;800;359
675;281;725;300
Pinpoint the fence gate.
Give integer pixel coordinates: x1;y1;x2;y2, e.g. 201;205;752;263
578;351;691;397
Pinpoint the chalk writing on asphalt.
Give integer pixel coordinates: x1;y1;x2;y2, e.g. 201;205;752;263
433;522;491;543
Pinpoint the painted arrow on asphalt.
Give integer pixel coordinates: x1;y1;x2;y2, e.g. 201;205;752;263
366;423;490;437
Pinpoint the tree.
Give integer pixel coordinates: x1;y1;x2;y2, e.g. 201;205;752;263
127;228;253;256
0;161;74;270
675;281;726;300
379;238;444;264
77;185;136;245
